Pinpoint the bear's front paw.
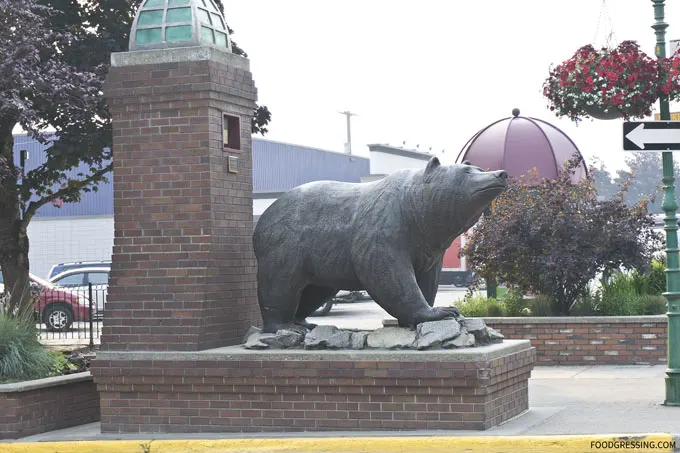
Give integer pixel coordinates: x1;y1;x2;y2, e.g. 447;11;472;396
415;306;460;324
434;306;460;319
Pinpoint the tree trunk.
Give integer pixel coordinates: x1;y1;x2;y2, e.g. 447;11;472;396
551;287;570;316
0;207;32;318
0;124;33;318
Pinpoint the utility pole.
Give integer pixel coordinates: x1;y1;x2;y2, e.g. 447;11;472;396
339;111;358;155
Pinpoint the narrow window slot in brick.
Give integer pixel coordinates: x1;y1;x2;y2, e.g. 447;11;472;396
223;113;241;151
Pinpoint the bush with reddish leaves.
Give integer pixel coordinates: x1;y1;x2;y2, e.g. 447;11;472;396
462;154;664;315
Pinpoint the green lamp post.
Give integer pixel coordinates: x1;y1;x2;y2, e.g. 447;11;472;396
652;0;680;406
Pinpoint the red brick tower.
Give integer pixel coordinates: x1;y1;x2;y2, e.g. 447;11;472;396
98;0;261;352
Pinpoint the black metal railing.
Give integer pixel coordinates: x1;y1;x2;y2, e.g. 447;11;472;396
33;283;105;344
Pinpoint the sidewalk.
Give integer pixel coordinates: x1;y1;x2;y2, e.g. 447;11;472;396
4;365;678;449
516;364;678;435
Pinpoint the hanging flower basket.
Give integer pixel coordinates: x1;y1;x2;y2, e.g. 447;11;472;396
658;51;680;103
583;105;625;120
543;41;660;122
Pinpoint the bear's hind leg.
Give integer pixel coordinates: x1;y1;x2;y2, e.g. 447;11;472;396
295;284;339;330
257;266;307;334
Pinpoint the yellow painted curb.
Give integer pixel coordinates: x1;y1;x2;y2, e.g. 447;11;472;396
3;433;679;453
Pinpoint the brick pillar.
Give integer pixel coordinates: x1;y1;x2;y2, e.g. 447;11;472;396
100;47;261;351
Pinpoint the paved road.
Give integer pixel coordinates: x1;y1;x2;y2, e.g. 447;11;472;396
309;287;470;330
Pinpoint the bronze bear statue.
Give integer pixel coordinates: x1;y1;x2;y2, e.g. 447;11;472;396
253;157;508;333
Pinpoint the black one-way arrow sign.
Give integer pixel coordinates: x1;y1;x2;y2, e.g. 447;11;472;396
623;121;680;151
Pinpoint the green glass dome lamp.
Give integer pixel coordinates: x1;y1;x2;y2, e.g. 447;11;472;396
129;0;232;52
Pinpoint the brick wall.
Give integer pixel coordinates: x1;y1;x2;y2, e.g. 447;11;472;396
484;316;667;365
0;373;99;439
93;343;535;433
99;49;261;352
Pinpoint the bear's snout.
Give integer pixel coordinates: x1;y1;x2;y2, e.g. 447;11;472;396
494;170;508;180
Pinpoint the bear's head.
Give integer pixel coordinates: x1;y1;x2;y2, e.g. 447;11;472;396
413;156;508;247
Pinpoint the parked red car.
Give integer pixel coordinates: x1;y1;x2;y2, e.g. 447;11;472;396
30;273;91;331
0;268;90;331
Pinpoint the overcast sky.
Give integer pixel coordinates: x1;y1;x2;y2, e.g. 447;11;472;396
225;0;680;173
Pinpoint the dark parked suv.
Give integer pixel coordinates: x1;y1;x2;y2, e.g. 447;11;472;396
48;260;111;280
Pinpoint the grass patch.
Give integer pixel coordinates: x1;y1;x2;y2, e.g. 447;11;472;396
0;312;65;383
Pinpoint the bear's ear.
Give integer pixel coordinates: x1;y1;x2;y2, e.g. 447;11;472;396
425;156;441;173
462;160;472;166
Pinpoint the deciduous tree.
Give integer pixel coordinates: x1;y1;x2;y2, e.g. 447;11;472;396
0;0;270;315
0;0;106;315
614;151;680;213
462;155;663;315
589;157;618;201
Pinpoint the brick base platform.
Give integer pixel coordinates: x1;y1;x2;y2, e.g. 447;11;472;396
0;372;99;439
92;340;535;433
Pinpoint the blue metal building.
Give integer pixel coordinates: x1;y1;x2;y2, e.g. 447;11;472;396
13;134;369;219
13;134;369;277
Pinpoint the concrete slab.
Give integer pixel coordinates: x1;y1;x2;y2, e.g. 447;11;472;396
485;407;567;435
530;366;590;379
574;365;668;379
523;403;680;435
530;375;666;404
95;339;532;362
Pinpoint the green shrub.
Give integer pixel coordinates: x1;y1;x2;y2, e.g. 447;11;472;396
598;293;637;316
597;270;668;316
570;288;601;316
601;271;638;297
486;299;506;317
0;312;60;383
637;295;667;315
610;261;667;297
502;287;528;316
629;270;647;296
646;260;667;296
598;272;640;316
457;295;506;317
526;294;554;317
